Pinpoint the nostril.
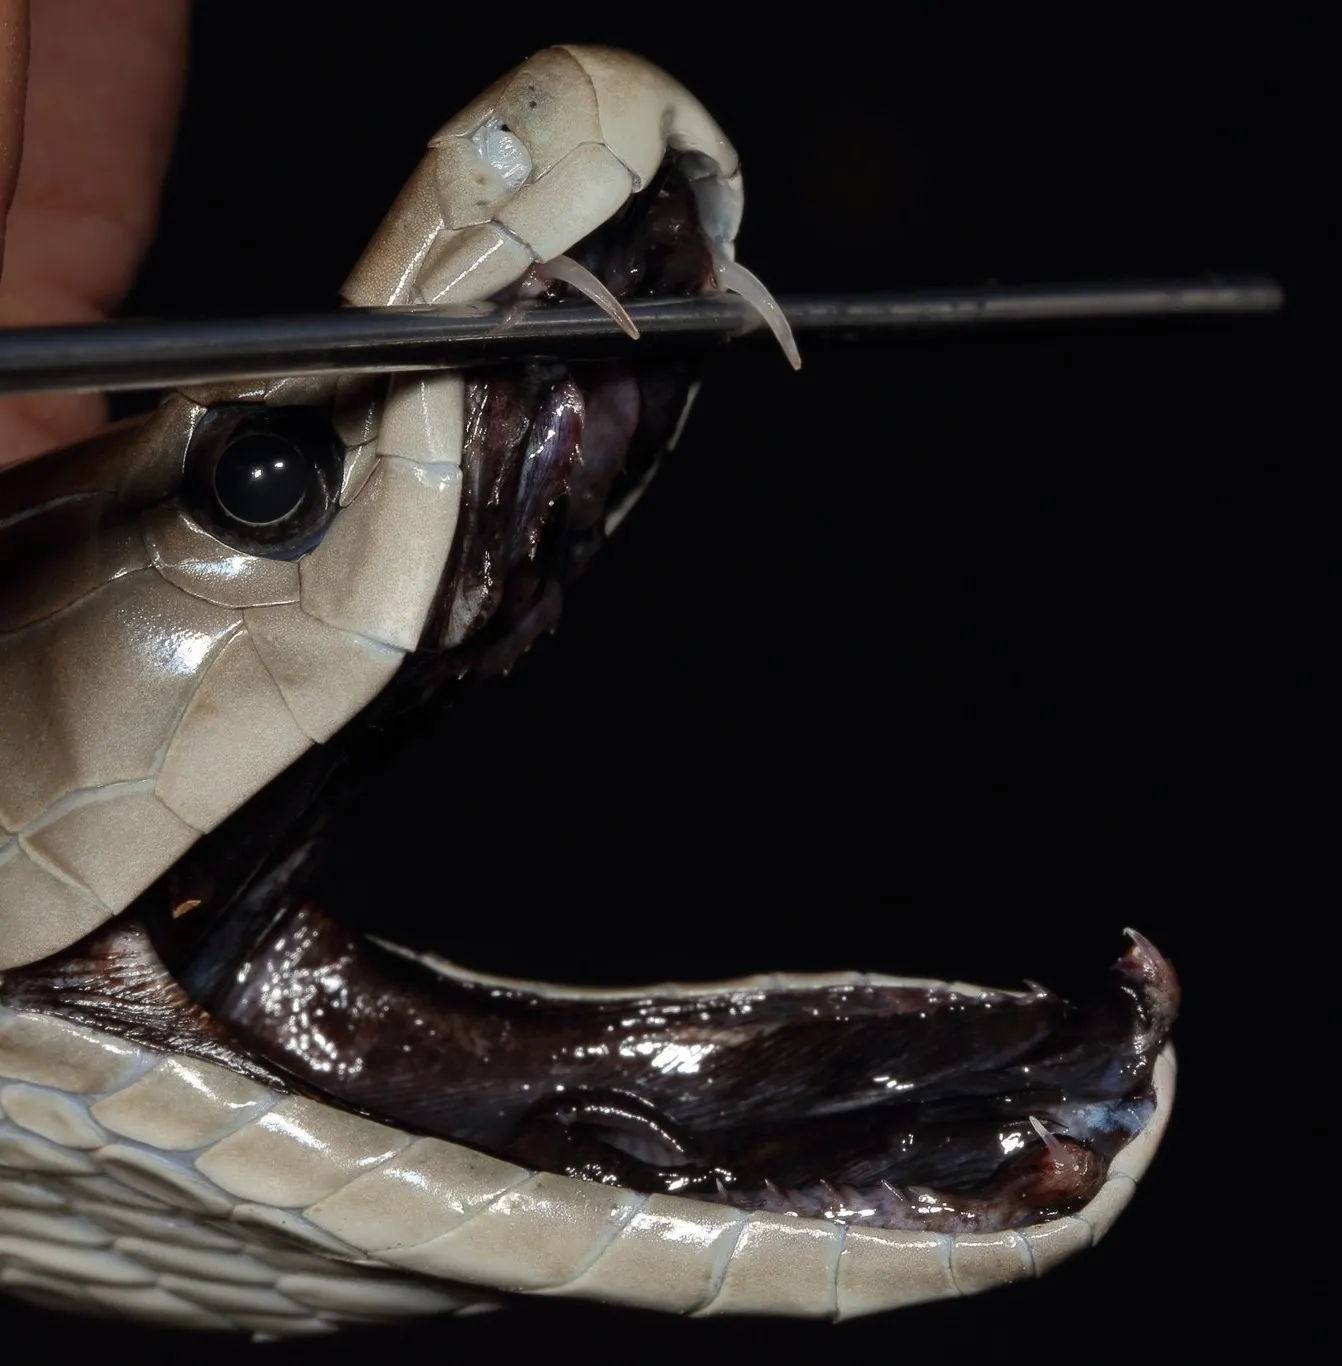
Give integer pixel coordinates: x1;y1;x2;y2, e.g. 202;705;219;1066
469;117;533;194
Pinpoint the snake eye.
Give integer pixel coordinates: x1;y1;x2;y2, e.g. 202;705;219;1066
183;405;344;558
213;432;310;526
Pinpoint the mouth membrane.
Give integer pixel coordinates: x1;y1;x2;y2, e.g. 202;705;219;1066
0;897;1177;1246
127;887;1174;1238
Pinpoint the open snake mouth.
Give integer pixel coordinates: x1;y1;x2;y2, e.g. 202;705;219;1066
0;149;1177;1249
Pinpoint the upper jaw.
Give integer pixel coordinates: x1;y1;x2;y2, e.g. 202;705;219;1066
342;46;745;313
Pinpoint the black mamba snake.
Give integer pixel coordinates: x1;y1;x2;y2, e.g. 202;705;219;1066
0;46;1177;1333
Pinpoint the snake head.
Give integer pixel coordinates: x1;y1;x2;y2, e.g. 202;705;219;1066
0;47;791;971
0;48;1176;1332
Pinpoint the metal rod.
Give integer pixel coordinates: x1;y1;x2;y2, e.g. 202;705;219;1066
0;277;1282;396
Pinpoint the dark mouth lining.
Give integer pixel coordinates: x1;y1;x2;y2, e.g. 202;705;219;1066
191;907;1175;1236
5;906;1177;1239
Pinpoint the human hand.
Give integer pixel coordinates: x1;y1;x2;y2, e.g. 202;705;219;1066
0;0;189;467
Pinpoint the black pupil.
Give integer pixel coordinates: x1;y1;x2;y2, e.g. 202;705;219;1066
213;433;310;526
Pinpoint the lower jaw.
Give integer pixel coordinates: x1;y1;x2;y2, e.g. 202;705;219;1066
0;958;1177;1325
2;900;1178;1239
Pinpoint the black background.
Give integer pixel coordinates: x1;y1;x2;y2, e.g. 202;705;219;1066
7;3;1314;1359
